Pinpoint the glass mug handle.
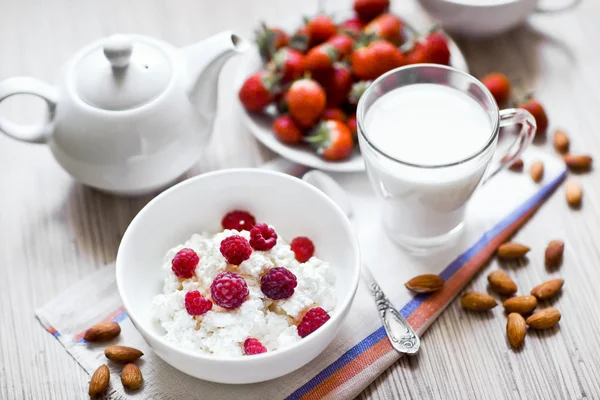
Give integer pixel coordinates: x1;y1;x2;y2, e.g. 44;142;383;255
481;108;537;185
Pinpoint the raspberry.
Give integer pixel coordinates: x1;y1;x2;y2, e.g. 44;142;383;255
171;248;199;279
220;235;252;265
222;210;256;231
249;223;278;251
297;307;330;338
261;267;297;300
243;338;267;355
290;237;315;263
210;272;249;309
184;290;213;316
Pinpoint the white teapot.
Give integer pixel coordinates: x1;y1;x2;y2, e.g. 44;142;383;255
0;31;247;195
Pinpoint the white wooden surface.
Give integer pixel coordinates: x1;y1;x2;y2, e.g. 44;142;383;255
1;0;599;399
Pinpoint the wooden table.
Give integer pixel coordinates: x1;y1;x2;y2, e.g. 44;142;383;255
1;0;599;399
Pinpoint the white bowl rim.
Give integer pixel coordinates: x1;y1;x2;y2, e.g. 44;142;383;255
438;0;522;7
116;168;361;364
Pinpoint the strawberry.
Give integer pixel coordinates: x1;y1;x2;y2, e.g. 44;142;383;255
271;48;305;83
351;39;406;81
518;98;548;136
340;17;365;37
255;23;290;61
323;108;347;122
421;33;451;65
327;34;355;58
273;115;303;144
364;13;404;45
353;0;390;22
238;70;279;112
286;78;326;127
481;73;511;108
290;25;311;53
347;113;358;141
305;120;354;161
325;63;353;108
348;81;372;108
307;15;337;46
304;44;338;75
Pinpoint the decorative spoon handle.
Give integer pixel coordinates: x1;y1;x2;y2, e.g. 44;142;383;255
361;264;420;354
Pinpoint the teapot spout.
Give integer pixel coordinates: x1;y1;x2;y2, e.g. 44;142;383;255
183;31;248;123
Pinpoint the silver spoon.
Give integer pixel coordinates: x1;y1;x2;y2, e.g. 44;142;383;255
302;170;420;355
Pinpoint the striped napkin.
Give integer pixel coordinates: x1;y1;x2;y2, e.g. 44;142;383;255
36;148;566;400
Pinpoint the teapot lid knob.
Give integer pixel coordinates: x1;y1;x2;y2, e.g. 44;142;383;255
103;35;133;68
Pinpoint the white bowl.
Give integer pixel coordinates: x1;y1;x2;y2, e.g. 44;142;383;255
116;169;361;384
417;0;580;37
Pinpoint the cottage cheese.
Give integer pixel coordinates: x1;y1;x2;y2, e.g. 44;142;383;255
152;228;336;357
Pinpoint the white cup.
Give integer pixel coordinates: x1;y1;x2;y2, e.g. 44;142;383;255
357;64;536;253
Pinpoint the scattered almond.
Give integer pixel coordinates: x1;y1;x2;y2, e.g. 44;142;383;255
526;308;561;329
508;158;524;172
565;179;582;207
460;292;497;312
105;346;143;364
507;313;527;349
503;295;538;315
121;363;143;390
487;270;518;296
405;274;444;294
84;321;121;342
497;242;530;260
530;161;544;183
544;240;564;267
531;278;564;300
563;154;593;171
89;364;110;397
553;130;569;153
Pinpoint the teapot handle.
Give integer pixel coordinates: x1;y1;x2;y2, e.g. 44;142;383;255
0;77;58;144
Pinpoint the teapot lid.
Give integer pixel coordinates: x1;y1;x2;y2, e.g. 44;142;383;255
74;34;172;111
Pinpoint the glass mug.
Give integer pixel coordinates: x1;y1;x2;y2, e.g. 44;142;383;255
357;64;536;253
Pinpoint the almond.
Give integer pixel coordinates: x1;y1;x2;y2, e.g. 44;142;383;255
105;346;143;364
84;321;121;342
566;179;582;207
526;308;561;329
507;313;527;349
121;363;143;390
531;278;564;300
487;270;518;296
89;364;110;397
553;130;570;153
544;240;564;267
497;242;530;260
503;295;538;314
508;158;524;172
563;154;593;171
460;292;497;312
405;274;444;294
530;161;544;183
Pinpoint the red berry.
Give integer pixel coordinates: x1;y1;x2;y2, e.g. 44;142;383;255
249;223;278;251
286;78;327;128
307;14;337;46
244;338;267;355
298;307;331;338
354;0;390;22
340;17;365;37
323;108;347;123
306;120;354;161
255;23;290;61
325;63;353;108
171;248;199;279
290;237;315;263
347;113;358;141
481;73;511;108
422;33;451;66
271;48;305;83
238;70;278;112
260;267;298;300
364;13;404;45
185;290;213;316
518;98;548;136
351;40;406;81
220;235;252;265
210;272;249;310
273;115;304;144
221;210;256;231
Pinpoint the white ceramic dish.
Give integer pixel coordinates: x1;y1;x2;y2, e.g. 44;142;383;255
116;169;361;384
417;0;581;38
235;22;469;173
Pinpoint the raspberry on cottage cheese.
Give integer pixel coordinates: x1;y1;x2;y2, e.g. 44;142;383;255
152;222;336;357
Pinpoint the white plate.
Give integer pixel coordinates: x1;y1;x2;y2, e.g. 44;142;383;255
235;22;470;173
